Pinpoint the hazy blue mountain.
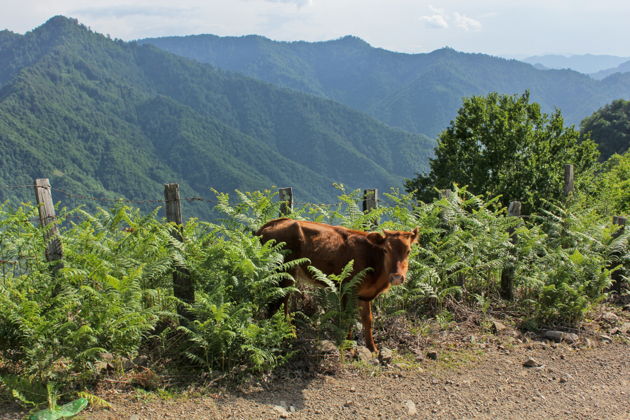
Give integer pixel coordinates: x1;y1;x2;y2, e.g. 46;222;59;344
522;54;630;74
0;17;434;215
140;35;630;138
591;60;630;80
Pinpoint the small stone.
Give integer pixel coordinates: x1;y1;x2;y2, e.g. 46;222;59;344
491;320;507;334
600;335;613;343
619;323;630;334
543;330;579;344
601;312;619;323
356;346;373;362
344;400;353;407
273;405;290;418
427;351;439;360
129;415;140;420
101;352;114;361
379;347;393;364
523;357;543;368
289;406;296;413
559;373;573;383
318;340;338;354
404;400;418;416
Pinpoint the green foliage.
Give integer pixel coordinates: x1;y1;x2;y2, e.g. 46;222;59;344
29;397;88;420
0;186;622;408
578;151;630;216
581;99;630;160
0;204;169;400
175;193;301;374
517;201;616;326
0;16;433;213
405;91;600;211
307;261;370;345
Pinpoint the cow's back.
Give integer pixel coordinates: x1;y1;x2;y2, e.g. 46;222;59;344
256;218;373;276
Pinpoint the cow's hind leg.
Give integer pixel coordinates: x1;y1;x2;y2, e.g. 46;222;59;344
267;276;293;318
359;299;377;353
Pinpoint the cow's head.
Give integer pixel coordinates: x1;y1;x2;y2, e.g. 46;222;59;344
367;228;419;285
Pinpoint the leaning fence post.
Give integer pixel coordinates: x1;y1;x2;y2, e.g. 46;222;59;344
279;187;293;217
164;183;194;320
363;188;379;227
500;201;521;300
34;178;64;275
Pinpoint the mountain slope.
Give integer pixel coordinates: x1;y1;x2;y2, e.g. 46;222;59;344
522;54;630;74
0;17;434;214
591;60;630;80
141;35;630;138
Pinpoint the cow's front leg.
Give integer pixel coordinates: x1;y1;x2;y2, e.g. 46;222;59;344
359;299;377;353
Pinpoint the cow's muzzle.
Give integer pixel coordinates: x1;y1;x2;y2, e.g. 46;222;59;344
389;274;405;286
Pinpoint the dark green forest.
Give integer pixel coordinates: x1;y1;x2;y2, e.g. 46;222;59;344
141;34;630;138
0;17;434;215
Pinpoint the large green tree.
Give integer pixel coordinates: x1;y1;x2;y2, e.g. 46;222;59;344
405;91;600;211
580;99;630;160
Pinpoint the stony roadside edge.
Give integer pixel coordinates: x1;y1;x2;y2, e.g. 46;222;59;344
2;312;629;420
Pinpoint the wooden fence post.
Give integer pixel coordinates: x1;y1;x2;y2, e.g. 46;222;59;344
363;188;378;227
164;183;194;320
564;164;574;197
500;201;521;300
610;216;627;294
34;178;64;274
279;187;293;217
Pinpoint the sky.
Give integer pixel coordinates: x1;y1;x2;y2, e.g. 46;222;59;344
2;0;630;57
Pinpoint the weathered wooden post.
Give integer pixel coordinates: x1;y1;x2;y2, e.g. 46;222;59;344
164;183;194;320
363;188;378;227
500;201;522;300
563;164;574;197
610;216;627;294
279;187;293;217
34;178;64;274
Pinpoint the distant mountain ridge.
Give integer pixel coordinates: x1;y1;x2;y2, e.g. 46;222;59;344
0;17;434;213
591;60;630;80
522;54;630;74
140;35;630;138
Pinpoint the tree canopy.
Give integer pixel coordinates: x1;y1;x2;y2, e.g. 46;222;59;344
580;99;630;160
405;91;600;211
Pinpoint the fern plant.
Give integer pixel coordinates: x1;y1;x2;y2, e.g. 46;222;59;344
307;261;370;346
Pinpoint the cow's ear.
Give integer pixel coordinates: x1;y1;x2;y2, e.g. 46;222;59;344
367;232;386;245
411;227;419;243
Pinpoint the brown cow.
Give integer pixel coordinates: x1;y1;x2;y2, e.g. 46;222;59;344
256;218;418;352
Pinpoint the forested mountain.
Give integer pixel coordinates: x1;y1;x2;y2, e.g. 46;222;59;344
522;54;629;74
0;17;434;214
591;60;630;80
141;35;630;138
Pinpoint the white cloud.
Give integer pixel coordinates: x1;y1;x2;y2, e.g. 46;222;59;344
420;14;449;29
454;12;482;31
421;7;482;32
264;0;312;7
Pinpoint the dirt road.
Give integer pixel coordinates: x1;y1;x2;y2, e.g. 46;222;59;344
83;339;629;420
